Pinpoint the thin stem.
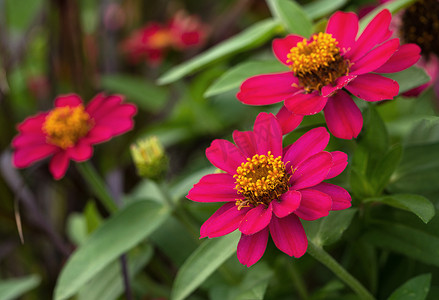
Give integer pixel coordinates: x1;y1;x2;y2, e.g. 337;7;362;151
307;241;375;300
76;161;118;213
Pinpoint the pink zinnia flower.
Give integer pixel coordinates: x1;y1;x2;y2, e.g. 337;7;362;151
237;9;421;139
167;10;208;50
12;93;137;179
187;113;351;267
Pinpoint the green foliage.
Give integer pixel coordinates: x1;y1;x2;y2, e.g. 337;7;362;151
388;274;431;300
0;275;41;300
267;0;313;36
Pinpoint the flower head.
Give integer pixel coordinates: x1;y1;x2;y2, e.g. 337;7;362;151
130;136;168;180
12;93;137;179
187;113;351;267
237;9;421;139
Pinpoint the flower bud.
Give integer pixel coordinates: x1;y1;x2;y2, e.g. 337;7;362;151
130;136;168;180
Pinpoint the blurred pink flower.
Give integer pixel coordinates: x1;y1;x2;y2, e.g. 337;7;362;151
187;113;351;267
237;10;420;139
12;93;137;179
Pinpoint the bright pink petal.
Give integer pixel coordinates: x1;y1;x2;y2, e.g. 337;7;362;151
272;35;305;65
200;202;249;238
67;141;93;162
321;75;357;97
272;190;301;218
237;72;299;105
350;39;400;75
13;144;58;168
54;94;83;107
237;228;269;267
85;93;106;115
326;151;348;179
323;91;363;139
17;113;47;133
290;151;332;190
284;92;327;115
95;118;135;136
312;182;352;210
93;104;137;124
275;105;303;135
295;188;332;221
269;214;307;257
49;151;70;180
83;126;113;144
283;127;330;170
88;96;123;119
346;9;392;62
326;11;359;52
253;113;282;157
374;43;421;73
233;130;257;158
187;173;239;203
346;73;399;101
12;134;46;148
206;139;246;175
239;204;272;235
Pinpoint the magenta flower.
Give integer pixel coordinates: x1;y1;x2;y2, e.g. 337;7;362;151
237;9;421;139
187;113;351;267
12;93;137;179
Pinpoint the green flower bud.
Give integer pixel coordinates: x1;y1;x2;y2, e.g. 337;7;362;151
130;136;168;180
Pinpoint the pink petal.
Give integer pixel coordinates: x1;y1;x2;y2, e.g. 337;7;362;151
272;35;305;65
323;91;363;139
200;202;249;238
345;9;392;62
350;39;400;75
321;75;357;97
233;130;257;158
237;72;299;105
284;92;327;115
269;214;308;258
67;141;93;162
253;113;282;157
93;104;137;124
295;188;332;221
17;113;47;133
95;118;135;136
49;151;70;180
312;182;352;210
346;73;399;101
13;144;58;168
374;43;421;73
12;133;46;148
290;151;332;190
283;127;330;170
326;11;359;52
88;95;123;119
187;173;239;203
206;139;246;175
83;126;113;144
85;93;107;115
237;228;269;267
272;190;301;218
54;94;83;107
326;151;348;179
239;204;272;235
275;105;303;135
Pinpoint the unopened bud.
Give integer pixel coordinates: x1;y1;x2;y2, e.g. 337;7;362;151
130;136;168;180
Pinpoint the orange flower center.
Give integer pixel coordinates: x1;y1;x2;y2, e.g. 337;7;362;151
42;105;92;149
234;151;290;209
148;30;173;48
287;32;350;92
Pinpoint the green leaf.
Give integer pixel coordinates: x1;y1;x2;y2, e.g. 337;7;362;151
171;231;240;300
204;60;286;97
384;67;431;95
303;208;357;247
369;144;402;194
363;221;439;267
360;104;389;155
84;201;102;234
0;275;41;300
267;0;312;36
405;117;439;145
100;74;169;113
350;167;375;199
157;19;282;85
54;201;170;300
364;194;435;224
303;0;348;20
388;274;431;300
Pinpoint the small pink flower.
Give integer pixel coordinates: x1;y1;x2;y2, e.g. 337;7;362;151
237;9;421;139
167;10;208;50
12;93;137;179
187;113;351;267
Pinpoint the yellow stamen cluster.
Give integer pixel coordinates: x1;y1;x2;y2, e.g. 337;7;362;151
42;105;92;149
287;32;350;92
234;151;290;209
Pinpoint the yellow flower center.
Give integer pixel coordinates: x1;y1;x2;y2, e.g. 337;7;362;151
234;151;290;209
148;30;173;48
287;32;350;92
42;105;92;149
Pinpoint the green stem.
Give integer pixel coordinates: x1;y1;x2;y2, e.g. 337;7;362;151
76;161;118;213
307;241;375;300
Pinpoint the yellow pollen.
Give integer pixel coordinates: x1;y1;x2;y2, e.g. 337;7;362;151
42;105;92;149
233;151;290;209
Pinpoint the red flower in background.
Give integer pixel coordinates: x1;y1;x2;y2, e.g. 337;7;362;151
12;94;137;179
187;113;351;267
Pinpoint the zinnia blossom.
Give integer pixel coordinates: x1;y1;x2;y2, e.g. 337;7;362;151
237;9;421;139
187;113;351;267
12;93;137;179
